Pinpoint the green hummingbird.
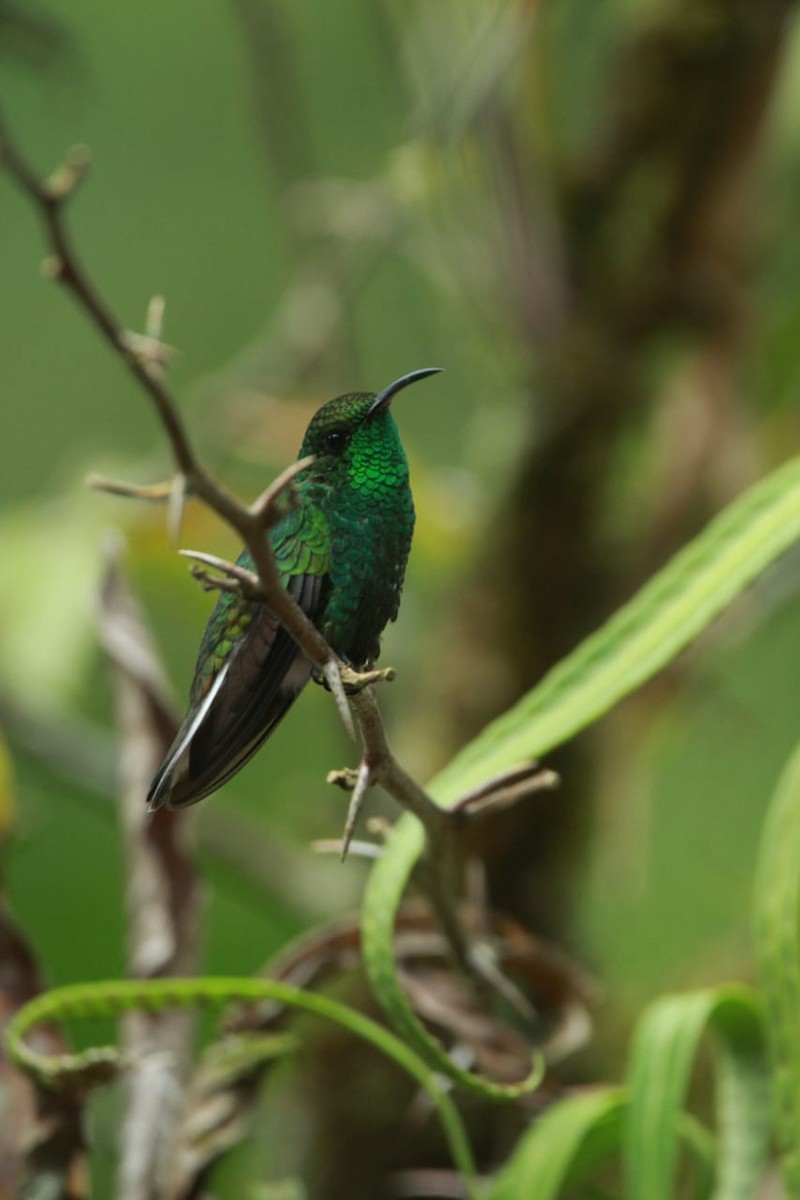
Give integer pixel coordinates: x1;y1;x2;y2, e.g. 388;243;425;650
147;367;440;811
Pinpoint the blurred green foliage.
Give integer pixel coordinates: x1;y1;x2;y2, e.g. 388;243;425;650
5;0;800;1194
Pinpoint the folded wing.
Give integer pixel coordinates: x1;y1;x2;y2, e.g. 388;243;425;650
146;571;324;810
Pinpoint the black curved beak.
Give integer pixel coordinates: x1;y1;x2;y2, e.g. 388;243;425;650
366;367;443;419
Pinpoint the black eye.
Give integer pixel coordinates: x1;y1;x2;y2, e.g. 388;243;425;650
324;429;349;455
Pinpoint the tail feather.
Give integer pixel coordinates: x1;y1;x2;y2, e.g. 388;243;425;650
147;572;323;810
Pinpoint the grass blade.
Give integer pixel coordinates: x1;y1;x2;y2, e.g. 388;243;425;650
485;1087;624;1199
624;986;768;1200
430;455;800;801
754;740;800;1193
365;454;800;1092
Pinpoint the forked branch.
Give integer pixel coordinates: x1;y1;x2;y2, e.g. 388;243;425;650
0;113;449;836
0;113;554;1015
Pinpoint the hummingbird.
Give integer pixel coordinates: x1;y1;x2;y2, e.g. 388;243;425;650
146;367;441;811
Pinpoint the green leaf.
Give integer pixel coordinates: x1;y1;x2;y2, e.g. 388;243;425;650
361;814;544;1101
754;739;800;1193
480;988;767;1199
431;454;800;801
484;1087;625;1199
624;985;769;1200
364;452;800;1092
5;975;481;1197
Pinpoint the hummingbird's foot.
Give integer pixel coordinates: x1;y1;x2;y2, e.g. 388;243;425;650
311;663;395;694
311;658;352;688
449;762;560;821
341;664;396;694
326;766;360;790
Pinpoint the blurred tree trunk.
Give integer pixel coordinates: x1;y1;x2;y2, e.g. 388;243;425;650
439;0;796;945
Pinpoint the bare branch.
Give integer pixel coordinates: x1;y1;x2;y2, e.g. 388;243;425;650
96;545;201;1199
0;111;545;1052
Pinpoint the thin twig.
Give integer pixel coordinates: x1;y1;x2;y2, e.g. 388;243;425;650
449;762;560;820
312;838;382;860
87;475;176;502
178;550;266;601
0;113;453;839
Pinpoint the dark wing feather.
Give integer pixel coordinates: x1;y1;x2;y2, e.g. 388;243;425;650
147;573;324;810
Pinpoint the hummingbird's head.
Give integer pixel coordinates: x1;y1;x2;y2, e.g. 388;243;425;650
298;368;441;485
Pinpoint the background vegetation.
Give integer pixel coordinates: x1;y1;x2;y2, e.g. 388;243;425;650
4;1;800;1196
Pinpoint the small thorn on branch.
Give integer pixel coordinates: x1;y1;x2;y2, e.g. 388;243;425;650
339;759;373;862
146;294;166;340
45;144;91;201
41;254;65;281
321;660;355;740
120;328;177;375
311;837;382;860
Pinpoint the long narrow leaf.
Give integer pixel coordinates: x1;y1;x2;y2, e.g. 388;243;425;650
431;454;800;801
485;1087;625;1199
624;985;768;1200
754;740;800;1192
5;975;480;1197
365;453;800;1090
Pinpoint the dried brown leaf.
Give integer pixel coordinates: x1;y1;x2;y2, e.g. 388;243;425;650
97;543;202;1200
164;896;594;1196
0;886;87;1200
